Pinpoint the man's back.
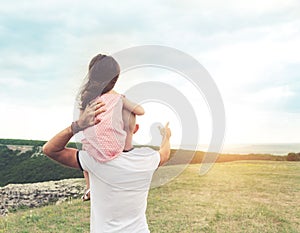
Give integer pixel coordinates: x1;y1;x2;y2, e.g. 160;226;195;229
78;147;160;233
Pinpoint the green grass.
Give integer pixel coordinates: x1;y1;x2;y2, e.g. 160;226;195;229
0;198;90;233
1;161;299;233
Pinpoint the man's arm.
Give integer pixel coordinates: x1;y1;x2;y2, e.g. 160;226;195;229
158;122;171;166
42;101;105;168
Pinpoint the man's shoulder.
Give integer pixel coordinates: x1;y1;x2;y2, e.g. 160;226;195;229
131;147;159;155
126;147;160;169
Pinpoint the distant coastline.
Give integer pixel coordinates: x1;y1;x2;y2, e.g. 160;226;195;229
1;138;299;155
176;143;300;155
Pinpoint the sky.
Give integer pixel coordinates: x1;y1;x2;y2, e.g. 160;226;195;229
1;0;300;147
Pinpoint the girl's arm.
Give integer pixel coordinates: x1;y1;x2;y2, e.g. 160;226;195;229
122;96;145;115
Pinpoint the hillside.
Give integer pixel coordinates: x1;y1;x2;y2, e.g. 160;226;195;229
1;138;298;187
0;140;83;187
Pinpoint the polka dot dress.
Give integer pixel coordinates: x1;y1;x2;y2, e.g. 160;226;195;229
82;93;126;163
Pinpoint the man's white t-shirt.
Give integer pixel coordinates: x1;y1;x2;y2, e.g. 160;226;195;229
78;147;160;233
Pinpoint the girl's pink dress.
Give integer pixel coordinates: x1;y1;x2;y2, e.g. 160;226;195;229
82;93;126;163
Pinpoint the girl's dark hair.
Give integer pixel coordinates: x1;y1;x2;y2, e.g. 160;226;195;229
79;54;120;110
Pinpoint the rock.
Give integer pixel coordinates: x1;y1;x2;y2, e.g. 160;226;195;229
0;178;85;216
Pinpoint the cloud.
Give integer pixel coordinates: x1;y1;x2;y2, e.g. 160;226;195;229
225;103;300;143
0;101;74;140
199;17;300;106
247;85;295;106
0;0;300;143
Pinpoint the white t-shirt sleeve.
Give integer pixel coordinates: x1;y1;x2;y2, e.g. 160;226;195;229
77;150;96;172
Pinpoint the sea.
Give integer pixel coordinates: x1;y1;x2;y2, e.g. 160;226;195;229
178;143;300;155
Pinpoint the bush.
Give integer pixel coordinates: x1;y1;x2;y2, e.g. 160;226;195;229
0;144;83;187
287;152;300;161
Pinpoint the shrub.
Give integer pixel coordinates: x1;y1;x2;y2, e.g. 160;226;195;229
287;152;300;161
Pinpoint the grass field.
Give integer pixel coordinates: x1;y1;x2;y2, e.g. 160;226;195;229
1;161;299;233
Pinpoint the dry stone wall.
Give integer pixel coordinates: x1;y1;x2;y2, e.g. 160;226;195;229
0;179;85;216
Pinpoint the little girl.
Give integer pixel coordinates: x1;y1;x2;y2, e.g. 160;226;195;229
77;54;144;200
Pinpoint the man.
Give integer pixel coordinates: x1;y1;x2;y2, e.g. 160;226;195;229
43;100;171;233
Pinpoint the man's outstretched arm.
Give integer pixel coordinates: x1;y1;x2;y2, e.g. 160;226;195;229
43;101;105;168
158;122;171;166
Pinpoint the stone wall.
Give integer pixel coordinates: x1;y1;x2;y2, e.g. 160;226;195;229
0;179;86;216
